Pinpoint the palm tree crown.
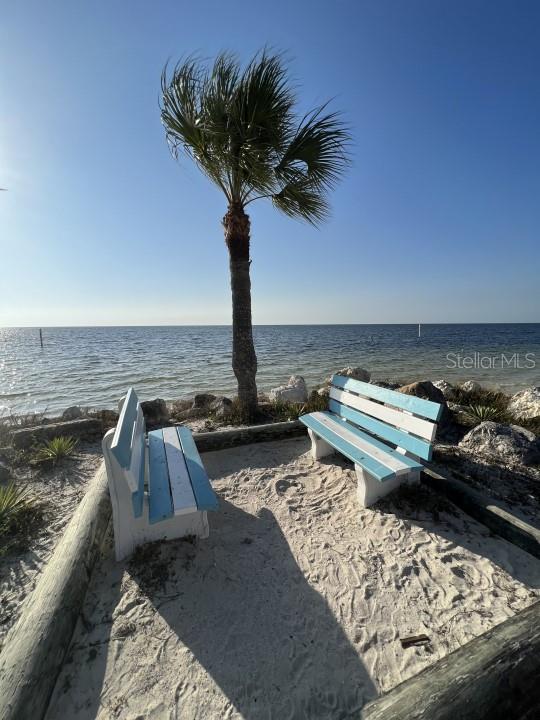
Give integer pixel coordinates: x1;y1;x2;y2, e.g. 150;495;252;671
161;51;350;223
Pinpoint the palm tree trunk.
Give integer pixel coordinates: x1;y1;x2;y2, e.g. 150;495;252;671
223;202;258;418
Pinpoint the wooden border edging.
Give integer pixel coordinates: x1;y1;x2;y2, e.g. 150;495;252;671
193;419;306;453
421;467;540;560
362;600;540;719
0;463;111;720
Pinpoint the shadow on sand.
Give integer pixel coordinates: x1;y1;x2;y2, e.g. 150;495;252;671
130;499;377;718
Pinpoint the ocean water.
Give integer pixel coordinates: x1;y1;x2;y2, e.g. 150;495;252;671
0;324;539;415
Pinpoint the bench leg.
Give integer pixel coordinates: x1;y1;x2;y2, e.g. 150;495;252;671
355;465;402;508
308;428;335;460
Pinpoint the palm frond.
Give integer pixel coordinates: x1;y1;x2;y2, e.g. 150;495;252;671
160;49;351;221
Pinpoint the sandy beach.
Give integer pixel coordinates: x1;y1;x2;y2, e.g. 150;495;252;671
0;442;102;651
45;436;540;720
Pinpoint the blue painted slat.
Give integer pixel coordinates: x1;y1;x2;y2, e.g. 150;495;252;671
299;413;396;482
177;426;218;511
132;425;146;518
147;429;174;524
331;375;443;422
329;399;433;461
110;387;139;468
320;411;423;472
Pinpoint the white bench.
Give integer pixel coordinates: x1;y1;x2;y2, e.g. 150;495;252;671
102;388;218;561
300;375;442;507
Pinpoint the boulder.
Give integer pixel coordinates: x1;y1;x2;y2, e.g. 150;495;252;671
62;406;83;421
317;386;330;398
459;421;540;466
0;461;10;482
140;399;169;425
460;380;482;394
325;367;370;384
433;380;456;400
397;381;446;406
192;393;217;410
269;376;308;404
170;398;193;416
209;396;233;418
507;387;540;420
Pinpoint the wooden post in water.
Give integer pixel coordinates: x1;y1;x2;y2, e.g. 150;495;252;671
39;328;43;348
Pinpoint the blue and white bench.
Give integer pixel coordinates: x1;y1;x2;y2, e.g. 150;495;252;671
102;387;218;561
300;375;443;507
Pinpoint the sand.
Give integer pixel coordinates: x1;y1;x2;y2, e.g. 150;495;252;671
0;442;102;651
45;437;540;720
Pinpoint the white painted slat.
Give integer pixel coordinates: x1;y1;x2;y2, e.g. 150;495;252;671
310;412;412;476
330;387;437;441
162;427;197;515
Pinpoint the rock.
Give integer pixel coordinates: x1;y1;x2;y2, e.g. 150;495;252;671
269;376;308;404
371;380;400;390
433;380;456;401
209;396;233;418
397;381;446;406
170;398;192;416
140;399;169;425
459;421;540;466
0;461;10;482
192;393;217;410
325;367;370;384
460;380;482;394
62;406;83;421
317;386;330;398
507;387;540;420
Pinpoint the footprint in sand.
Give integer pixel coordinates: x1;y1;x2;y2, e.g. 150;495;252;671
274;479;300;496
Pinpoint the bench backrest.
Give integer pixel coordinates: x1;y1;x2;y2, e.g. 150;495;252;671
109;387;146;517
328;375;443;461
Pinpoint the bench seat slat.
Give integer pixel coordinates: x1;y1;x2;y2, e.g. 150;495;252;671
147;430;174;524
305;411;423;476
162;427;198;515
300;413;397;482
330;387;436;441
329;399;434;461
177;426;219;511
332;375;443;422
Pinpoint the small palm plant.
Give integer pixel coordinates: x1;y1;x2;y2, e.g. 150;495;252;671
161;50;351;419
34;436;78;465
464;404;503;425
0;483;31;531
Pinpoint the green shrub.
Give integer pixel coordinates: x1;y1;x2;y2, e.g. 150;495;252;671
33;436;78;465
0;483;32;531
463;404;503;425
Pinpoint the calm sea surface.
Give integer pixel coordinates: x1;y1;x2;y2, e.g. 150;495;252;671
1;324;539;415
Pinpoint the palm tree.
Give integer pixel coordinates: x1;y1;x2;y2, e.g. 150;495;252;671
161;50;350;418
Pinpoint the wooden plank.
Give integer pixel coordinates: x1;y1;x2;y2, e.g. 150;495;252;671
0;465;111;720
309;412;419;475
331;375;443;421
176;426;218;511
299;413;396;482
362;600;540;720
329;399;434;461
110;387;139;468
330;386;436;441
162;427;197;515
147;430;173;524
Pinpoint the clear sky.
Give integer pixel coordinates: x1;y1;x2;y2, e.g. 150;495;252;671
1;0;539;326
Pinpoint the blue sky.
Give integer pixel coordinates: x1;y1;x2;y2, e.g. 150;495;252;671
1;0;539;326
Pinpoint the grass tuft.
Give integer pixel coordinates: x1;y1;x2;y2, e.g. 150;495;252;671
33;436;78;465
